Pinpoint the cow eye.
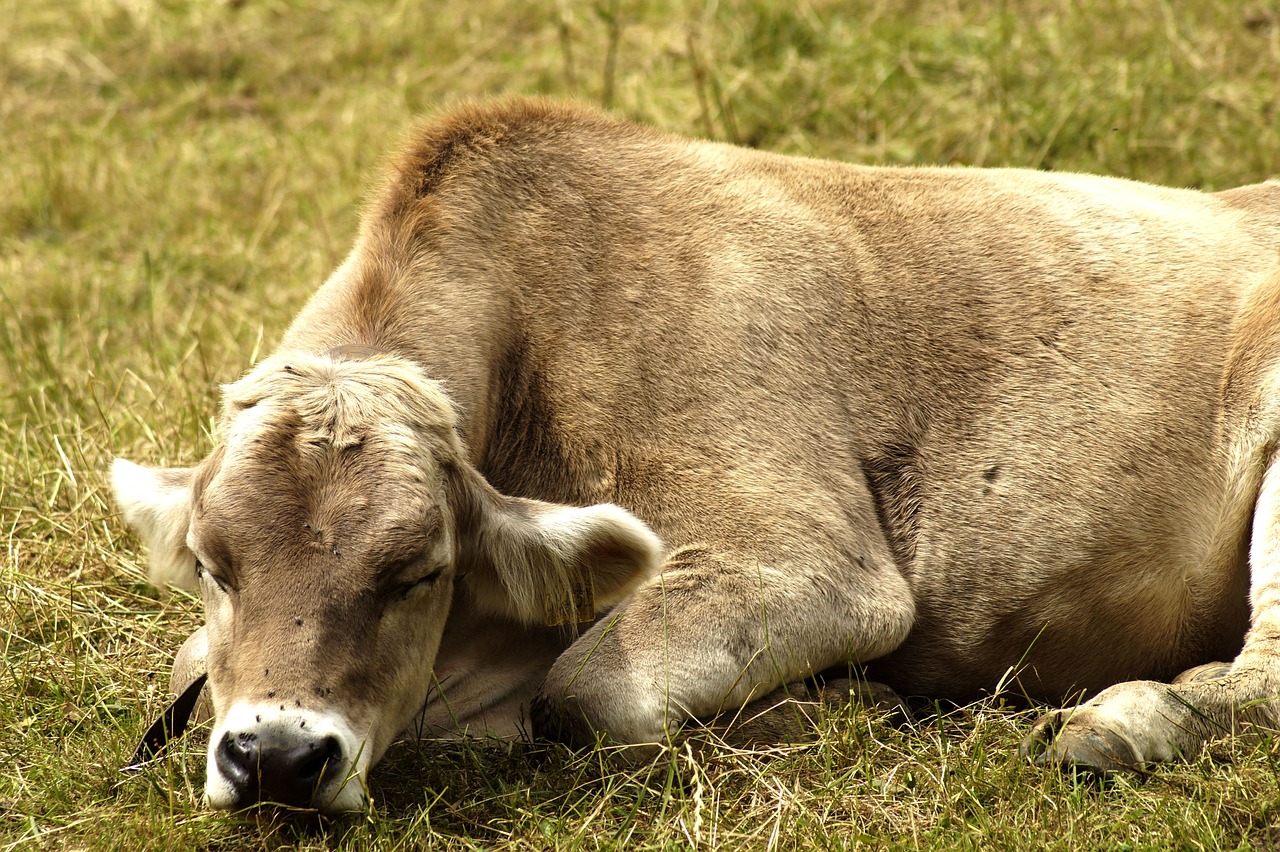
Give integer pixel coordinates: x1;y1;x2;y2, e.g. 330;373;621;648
395;569;442;600
195;558;232;594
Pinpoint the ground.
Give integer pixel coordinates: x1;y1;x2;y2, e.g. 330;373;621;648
2;0;1280;848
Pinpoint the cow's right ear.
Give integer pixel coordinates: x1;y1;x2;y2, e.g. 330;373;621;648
111;458;199;592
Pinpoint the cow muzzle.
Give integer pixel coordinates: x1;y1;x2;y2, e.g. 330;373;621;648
205;704;368;812
215;729;342;807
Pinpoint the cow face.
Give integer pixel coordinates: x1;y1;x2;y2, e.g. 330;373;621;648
112;353;661;812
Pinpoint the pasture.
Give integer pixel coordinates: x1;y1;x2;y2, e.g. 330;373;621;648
3;0;1279;847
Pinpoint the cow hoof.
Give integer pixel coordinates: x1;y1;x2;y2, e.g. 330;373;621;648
530;690;607;751
531;693;665;764
604;741;662;767
1171;661;1231;685
698;678;909;749
1020;710;1144;777
706;682;827;748
831;678;912;724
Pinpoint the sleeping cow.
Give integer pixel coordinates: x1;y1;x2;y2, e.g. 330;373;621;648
112;99;1280;812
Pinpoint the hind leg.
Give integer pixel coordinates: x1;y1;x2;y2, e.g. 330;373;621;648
1023;459;1280;773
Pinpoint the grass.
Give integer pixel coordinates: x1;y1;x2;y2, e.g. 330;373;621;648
2;0;1279;847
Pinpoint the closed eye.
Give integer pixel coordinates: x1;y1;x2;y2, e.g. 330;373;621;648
393;568;444;601
195;558;233;594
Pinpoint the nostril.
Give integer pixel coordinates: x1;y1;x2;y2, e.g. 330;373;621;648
296;736;342;786
254;733;344;806
215;731;259;792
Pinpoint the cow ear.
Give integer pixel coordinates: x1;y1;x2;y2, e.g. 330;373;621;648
451;465;663;625
111;458;199;592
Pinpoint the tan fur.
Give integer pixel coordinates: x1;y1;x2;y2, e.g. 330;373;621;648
113;98;1280;807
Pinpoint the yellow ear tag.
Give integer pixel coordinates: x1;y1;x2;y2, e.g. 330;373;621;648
545;569;597;626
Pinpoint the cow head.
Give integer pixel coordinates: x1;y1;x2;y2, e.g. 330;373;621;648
112;351;661;812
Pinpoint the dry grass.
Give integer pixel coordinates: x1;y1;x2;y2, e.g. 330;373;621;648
3;0;1280;847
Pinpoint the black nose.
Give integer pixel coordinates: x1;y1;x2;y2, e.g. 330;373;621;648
216;730;343;807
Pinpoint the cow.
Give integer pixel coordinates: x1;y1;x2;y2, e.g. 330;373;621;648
111;98;1280;813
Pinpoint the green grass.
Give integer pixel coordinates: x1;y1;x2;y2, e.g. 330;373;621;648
2;0;1279;847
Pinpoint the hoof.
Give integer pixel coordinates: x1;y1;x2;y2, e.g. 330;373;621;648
831;678;911;725
1020;710;1144;777
530;692;663;765
708;682;825;747
702;678;908;749
1171;661;1231;685
530;691;597;750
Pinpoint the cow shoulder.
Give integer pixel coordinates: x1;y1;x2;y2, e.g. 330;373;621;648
371;98;649;226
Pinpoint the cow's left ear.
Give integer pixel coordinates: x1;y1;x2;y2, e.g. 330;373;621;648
450;464;663;625
111;458;199;592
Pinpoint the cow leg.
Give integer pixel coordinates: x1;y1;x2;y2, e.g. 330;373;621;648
694;677;910;749
1022;458;1280;773
532;537;915;751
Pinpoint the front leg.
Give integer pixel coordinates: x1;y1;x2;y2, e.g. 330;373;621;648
532;538;915;749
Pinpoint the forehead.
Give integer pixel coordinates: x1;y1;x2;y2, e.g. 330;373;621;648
191;354;458;556
221;354;459;456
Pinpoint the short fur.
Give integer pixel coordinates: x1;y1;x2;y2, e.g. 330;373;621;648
114;98;1280;808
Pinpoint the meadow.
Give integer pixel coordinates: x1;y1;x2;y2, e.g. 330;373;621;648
2;0;1279;847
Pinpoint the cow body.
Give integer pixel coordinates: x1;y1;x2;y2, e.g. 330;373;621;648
113;99;1280;810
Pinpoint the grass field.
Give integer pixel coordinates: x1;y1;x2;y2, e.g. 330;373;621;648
3;0;1280;848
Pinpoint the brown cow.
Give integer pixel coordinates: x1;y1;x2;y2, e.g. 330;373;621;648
112;98;1280;812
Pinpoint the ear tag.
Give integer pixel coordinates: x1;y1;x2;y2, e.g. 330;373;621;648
544;568;597;626
121;672;209;771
